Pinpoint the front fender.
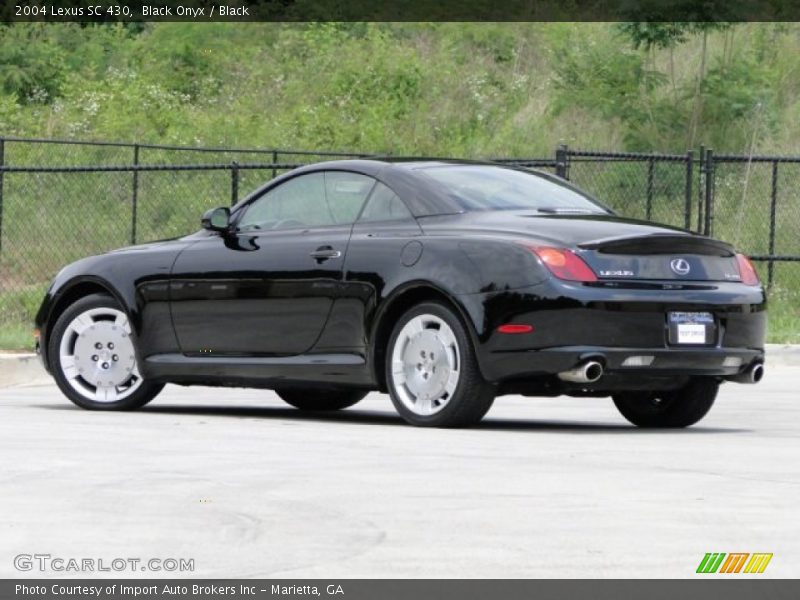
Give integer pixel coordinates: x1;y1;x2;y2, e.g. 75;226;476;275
35;241;191;370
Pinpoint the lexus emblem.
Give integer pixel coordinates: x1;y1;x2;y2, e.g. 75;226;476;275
670;258;691;275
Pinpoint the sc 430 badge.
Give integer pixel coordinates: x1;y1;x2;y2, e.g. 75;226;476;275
599;269;635;277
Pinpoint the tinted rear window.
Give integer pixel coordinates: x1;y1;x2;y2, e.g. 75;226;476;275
419;166;606;213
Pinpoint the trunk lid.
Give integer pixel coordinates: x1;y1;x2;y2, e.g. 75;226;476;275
576;233;741;283
418;212;744;283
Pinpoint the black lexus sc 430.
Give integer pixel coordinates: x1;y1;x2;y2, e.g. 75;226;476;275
35;160;766;428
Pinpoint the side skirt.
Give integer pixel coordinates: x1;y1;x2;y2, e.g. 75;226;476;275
142;352;376;388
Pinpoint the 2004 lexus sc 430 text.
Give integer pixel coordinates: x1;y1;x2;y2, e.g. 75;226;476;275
34;160;766;428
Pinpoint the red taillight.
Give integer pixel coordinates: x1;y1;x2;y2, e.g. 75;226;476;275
524;245;597;282
497;324;534;334
735;253;760;286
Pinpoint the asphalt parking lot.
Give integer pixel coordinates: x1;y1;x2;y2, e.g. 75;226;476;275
1;367;798;578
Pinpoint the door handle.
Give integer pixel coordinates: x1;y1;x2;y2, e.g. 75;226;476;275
310;246;342;261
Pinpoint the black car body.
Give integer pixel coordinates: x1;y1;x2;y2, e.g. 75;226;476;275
35;159;766;427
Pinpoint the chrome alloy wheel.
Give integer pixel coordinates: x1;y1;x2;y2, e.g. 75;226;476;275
58;307;143;403
390;314;461;416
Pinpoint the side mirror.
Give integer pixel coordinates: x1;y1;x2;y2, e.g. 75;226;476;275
201;207;230;232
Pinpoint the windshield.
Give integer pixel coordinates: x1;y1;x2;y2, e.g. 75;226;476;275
419;165;608;213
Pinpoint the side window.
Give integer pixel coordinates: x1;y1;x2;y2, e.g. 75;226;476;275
324;172;375;224
238;172;326;231
237;171;375;232
358;182;413;222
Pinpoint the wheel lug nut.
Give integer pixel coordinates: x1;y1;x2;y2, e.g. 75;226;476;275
108;342;114;350
92;355;98;362
94;342;102;349
101;362;110;369
112;354;119;362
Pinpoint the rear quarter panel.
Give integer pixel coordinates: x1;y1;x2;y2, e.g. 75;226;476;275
315;225;550;353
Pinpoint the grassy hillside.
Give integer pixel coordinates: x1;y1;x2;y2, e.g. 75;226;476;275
3;22;800;155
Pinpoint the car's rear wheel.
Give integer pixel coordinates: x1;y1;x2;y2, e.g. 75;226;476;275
276;388;367;411
612;378;719;428
386;301;495;428
49;293;164;410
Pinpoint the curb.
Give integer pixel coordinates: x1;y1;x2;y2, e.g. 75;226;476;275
764;344;800;366
1;346;799;388
0;353;49;387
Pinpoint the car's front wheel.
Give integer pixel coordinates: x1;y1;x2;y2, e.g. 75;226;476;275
276;388;367;411
49;293;164;410
612;378;719;428
386;301;495;427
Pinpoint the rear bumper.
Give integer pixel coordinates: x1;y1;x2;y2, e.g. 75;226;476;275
484;345;764;381
459;279;766;383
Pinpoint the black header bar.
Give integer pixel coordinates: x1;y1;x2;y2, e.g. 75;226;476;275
2;0;800;22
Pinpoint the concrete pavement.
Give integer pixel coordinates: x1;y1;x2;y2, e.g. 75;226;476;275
1;369;798;578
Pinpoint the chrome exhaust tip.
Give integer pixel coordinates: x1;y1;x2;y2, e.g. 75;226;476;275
727;362;764;384
558;360;604;383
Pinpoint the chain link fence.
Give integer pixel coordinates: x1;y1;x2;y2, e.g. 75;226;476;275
0;137;798;344
711;155;800;290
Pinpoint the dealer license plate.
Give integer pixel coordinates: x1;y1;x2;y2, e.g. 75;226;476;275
668;312;715;345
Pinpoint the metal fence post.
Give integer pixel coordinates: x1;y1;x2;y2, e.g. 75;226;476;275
0;138;4;257
272;151;278;180
684;150;693;230
704;148;715;237
697;144;705;233
131;144;139;245
231;161;239;206
555;144;569;180
646;157;655;221
768;160;779;288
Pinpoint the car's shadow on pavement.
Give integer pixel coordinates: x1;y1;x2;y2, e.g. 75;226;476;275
141;405;754;433
38;403;752;434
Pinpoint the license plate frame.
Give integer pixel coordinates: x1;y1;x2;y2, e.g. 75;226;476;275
667;311;716;346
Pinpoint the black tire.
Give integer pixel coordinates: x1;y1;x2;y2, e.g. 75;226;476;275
385;301;495;428
612;378;719;428
49;293;164;411
276;388;367;411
